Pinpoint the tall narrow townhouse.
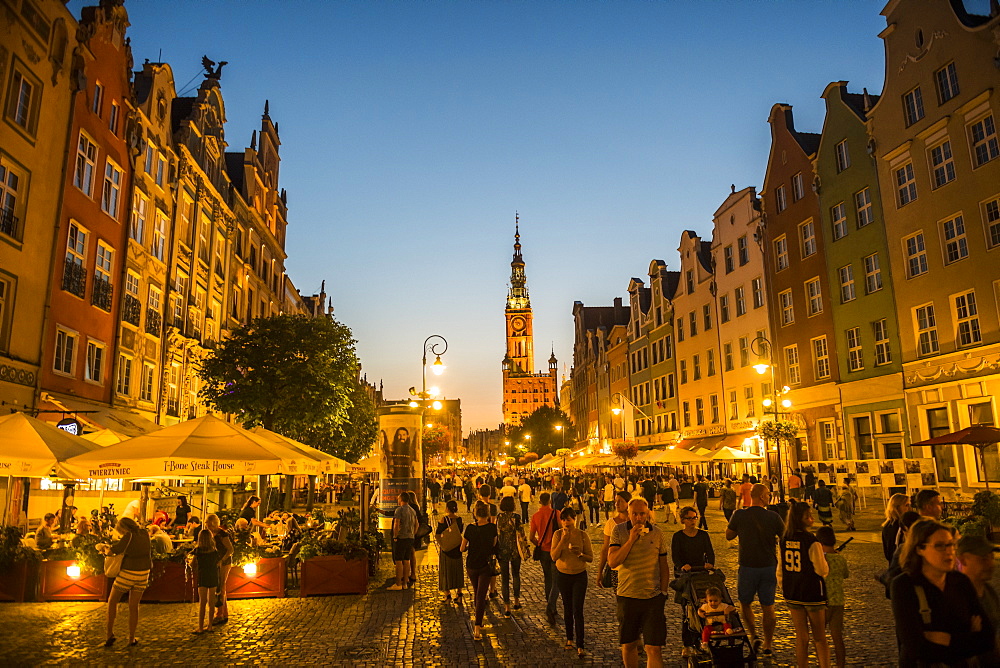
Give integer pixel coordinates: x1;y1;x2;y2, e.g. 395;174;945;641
606;321;631;448
570;298;630;450
645;261;680;446
625;278;653;446
711;186;773;459
673;231;725;453
164;67;237;424
817;81;908;463
40;1;148;431
869;0;1000;490
0;0;76;413
761;104;841;469
225;101;293;326
114;61;178;425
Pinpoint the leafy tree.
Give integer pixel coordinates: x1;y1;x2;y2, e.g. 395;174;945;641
422;424;451;458
506;405;574;456
296;380;378;463
198;314;375;462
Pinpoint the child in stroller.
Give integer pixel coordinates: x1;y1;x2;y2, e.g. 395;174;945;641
698;586;736;648
674;569;756;667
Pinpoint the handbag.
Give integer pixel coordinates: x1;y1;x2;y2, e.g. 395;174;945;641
437;517;461;553
414;523;432;541
601;564;616;589
104;531;133;577
489;557;501;577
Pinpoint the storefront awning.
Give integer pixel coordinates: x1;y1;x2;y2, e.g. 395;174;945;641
40;393;162;437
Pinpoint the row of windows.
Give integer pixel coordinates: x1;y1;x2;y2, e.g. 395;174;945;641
720;236;751;274
74;132;123;220
719;278;765;323
894;113;997;209
837;253;883;304
774;172;807;214
53;326;158;400
902;199;1000;278
777;275;829;326
902;61;961;129
844;319;893;372
914;290;982;357
829;188;874;241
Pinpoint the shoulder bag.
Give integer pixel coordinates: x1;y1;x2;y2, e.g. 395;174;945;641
437;517;461;553
104;531;133;577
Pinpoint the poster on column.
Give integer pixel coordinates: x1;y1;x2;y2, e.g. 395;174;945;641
377;407;423;518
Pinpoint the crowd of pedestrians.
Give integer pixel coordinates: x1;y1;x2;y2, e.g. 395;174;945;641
424;467;1000;667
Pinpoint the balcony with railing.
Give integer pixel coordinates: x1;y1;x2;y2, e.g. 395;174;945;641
145;308;161;336
61;259;86;298
0;208;20;241
91;274;113;311
122;294;142;326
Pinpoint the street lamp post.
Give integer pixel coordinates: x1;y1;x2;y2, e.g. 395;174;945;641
750;334;793;502
418;335;448;513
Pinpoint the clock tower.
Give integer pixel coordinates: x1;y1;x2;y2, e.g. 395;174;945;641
505;219;533;375
502;215;558;428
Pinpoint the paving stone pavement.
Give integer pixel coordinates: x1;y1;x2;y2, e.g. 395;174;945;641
0;502;903;667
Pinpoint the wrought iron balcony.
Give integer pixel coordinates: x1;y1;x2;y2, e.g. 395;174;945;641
0;208;20;241
91;274;113;311
61;259;86;298
145;308;161;336
122;294;141;326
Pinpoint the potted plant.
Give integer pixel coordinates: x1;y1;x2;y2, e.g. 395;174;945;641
143;543;196;602
224;526;285;599
298;508;384;596
613;441;639;477
955;491;1000;542
38;534;109;602
0;526;41;602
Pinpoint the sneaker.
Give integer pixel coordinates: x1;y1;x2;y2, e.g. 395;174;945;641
387;584;404;591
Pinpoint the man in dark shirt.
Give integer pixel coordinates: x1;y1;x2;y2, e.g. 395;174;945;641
552;486;569;512
692;475;710;530
725;484;784;657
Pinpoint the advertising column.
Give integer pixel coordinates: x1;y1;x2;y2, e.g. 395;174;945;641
377;405;423;531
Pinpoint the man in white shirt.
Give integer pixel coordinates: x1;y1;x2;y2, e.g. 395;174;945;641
614;474;626;491
500;477;517;498
517;478;533;523
603;479;617;520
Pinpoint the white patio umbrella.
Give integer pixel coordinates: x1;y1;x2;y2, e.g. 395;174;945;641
60;414;313;514
0;412;102;523
81;427;132;447
711;446;763;461
252;427;348;474
0;412;100;477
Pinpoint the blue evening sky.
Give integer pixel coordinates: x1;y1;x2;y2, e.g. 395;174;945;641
70;1;986;433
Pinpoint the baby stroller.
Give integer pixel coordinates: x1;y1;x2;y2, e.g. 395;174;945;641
672;568;757;668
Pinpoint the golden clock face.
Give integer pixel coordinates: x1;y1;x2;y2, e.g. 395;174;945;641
510;316;526;332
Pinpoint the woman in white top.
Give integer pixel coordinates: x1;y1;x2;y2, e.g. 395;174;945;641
596;490;630;590
550;507;593;657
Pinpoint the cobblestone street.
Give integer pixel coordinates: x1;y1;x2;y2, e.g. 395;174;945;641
0;499;909;667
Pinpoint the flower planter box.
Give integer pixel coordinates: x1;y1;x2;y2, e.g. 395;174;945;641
143;561;193;602
300;555;369;596
225;556;286;599
0;560;38;602
38;560;109;602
